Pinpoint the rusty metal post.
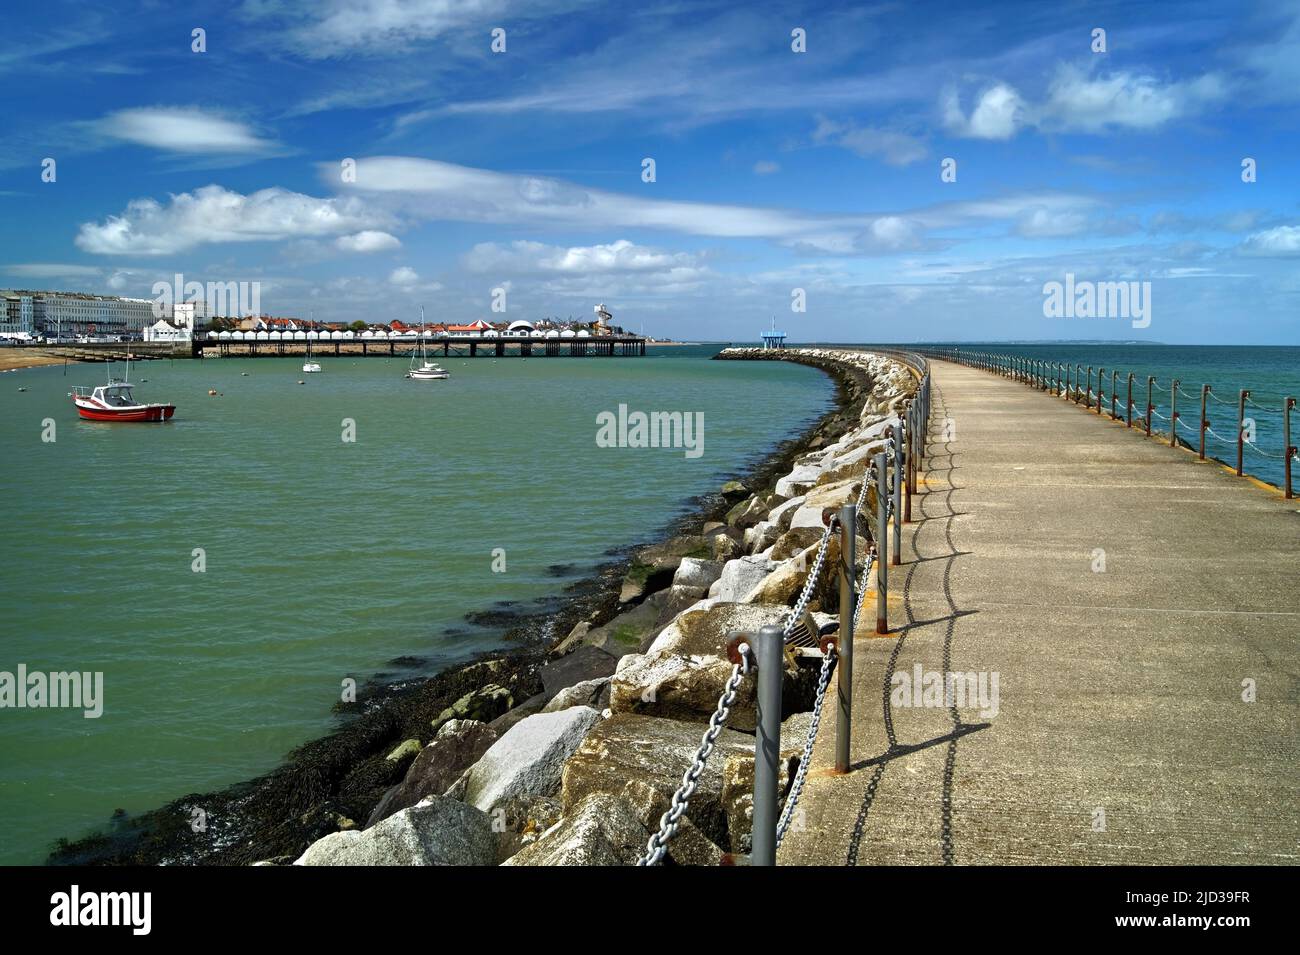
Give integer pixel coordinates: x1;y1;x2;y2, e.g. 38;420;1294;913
1286;397;1295;500
1087;366;1093;410
1146;377;1155;437
1170;379;1180;447
1237;389;1248;476
1111;370;1118;419
1127;373;1134;427
1097;367;1106;415
1199;385;1209;460
835;504;856;774
875;451;889;635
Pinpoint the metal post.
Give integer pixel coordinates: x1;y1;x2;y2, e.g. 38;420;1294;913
874;451;889;635
1285;397;1295;500
750;623;783;866
904;404;913;522
1237;390;1248;476
1086;366;1094;410
1097;368;1105;415
1146;377;1154;438
1170;379;1179;447
892;421;903;566
835;505;856;774
1127;373;1134;427
1111;370;1118;419
1199;385;1209;461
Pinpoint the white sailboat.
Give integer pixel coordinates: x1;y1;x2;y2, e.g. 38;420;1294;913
303;312;322;372
406;306;448;380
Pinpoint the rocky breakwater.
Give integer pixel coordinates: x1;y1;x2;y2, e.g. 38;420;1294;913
290;348;918;866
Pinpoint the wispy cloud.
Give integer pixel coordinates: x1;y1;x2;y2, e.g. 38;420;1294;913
93;107;283;156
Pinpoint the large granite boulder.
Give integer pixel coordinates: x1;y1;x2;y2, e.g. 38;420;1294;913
767;495;806;533
579;599;666;658
541;677;610;713
539;644;619;695
464;706;603;812
366;719;498;827
712;555;777;601
673;557;723;591
609;603;806;730
560;712;755;846
724;495;769;530
295;795;496;866
775;464;822;499
502;792;648;866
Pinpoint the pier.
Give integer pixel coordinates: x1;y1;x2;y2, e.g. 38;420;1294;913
777;357;1299;864
195;334;647;359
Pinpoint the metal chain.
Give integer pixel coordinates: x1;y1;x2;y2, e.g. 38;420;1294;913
775;647;836;846
784;523;835;639
638;648;752;866
852;549;877;629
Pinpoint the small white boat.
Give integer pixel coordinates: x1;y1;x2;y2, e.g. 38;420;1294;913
303;336;322;373
406;306;449;380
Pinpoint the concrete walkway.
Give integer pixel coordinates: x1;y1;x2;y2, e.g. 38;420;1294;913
778;359;1299;865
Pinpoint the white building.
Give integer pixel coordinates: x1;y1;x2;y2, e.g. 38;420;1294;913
143;319;191;342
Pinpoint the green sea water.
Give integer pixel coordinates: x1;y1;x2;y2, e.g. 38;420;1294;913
0;344;833;864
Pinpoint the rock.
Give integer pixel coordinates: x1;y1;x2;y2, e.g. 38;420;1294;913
295;796;496;866
744;535;861;609
610;603;804;730
541;677;610;713
770;526;826;561
714;555;776;601
539;644;619;695
767;494;806;532
654;585;710;630
720;751;797;855
720;480;749;501
549;620;590;656
580;600;664;657
366;720;498;827
492;794;565;860
618;778;727;866
673;557;723;591
742;520;781;554
464;706;603;813
502;793;648;866
724;495;768;530
711;534;743;562
487;691;550;735
431;684;513;734
775;464;821;498
620;536;713;603
561;713;755;846
385;738;422;764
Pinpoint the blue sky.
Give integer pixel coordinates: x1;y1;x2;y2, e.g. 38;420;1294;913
1;0;1298;343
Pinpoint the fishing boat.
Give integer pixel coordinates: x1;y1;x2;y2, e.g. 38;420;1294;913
70;356;175;422
406;306;448;380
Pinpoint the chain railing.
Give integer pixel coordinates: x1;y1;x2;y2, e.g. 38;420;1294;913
636;351;930;866
920;349;1295;499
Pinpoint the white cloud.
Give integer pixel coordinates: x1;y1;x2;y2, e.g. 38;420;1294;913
942;83;1025;140
389;266;420;285
335;230;402;253
1239;225;1300;257
94;107;280;155
812;117;927;165
753;160;780;175
76;185;387;255
1041;66;1226;133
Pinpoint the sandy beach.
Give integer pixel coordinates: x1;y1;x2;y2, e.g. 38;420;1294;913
0;351;78;373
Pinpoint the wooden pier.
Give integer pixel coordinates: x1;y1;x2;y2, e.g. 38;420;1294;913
195;335;647;359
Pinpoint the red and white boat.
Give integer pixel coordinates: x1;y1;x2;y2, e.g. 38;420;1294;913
70;379;175;422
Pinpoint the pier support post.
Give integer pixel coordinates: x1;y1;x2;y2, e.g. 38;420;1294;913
835;504;856;774
1127;374;1135;427
1111;370;1118;419
1097;368;1105;415
1146;377;1155;437
875;452;889;635
750;623;783;866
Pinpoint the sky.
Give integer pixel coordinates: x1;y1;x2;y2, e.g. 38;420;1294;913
1;0;1298;344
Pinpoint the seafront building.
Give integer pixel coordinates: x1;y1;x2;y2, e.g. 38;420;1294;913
1;289;160;338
